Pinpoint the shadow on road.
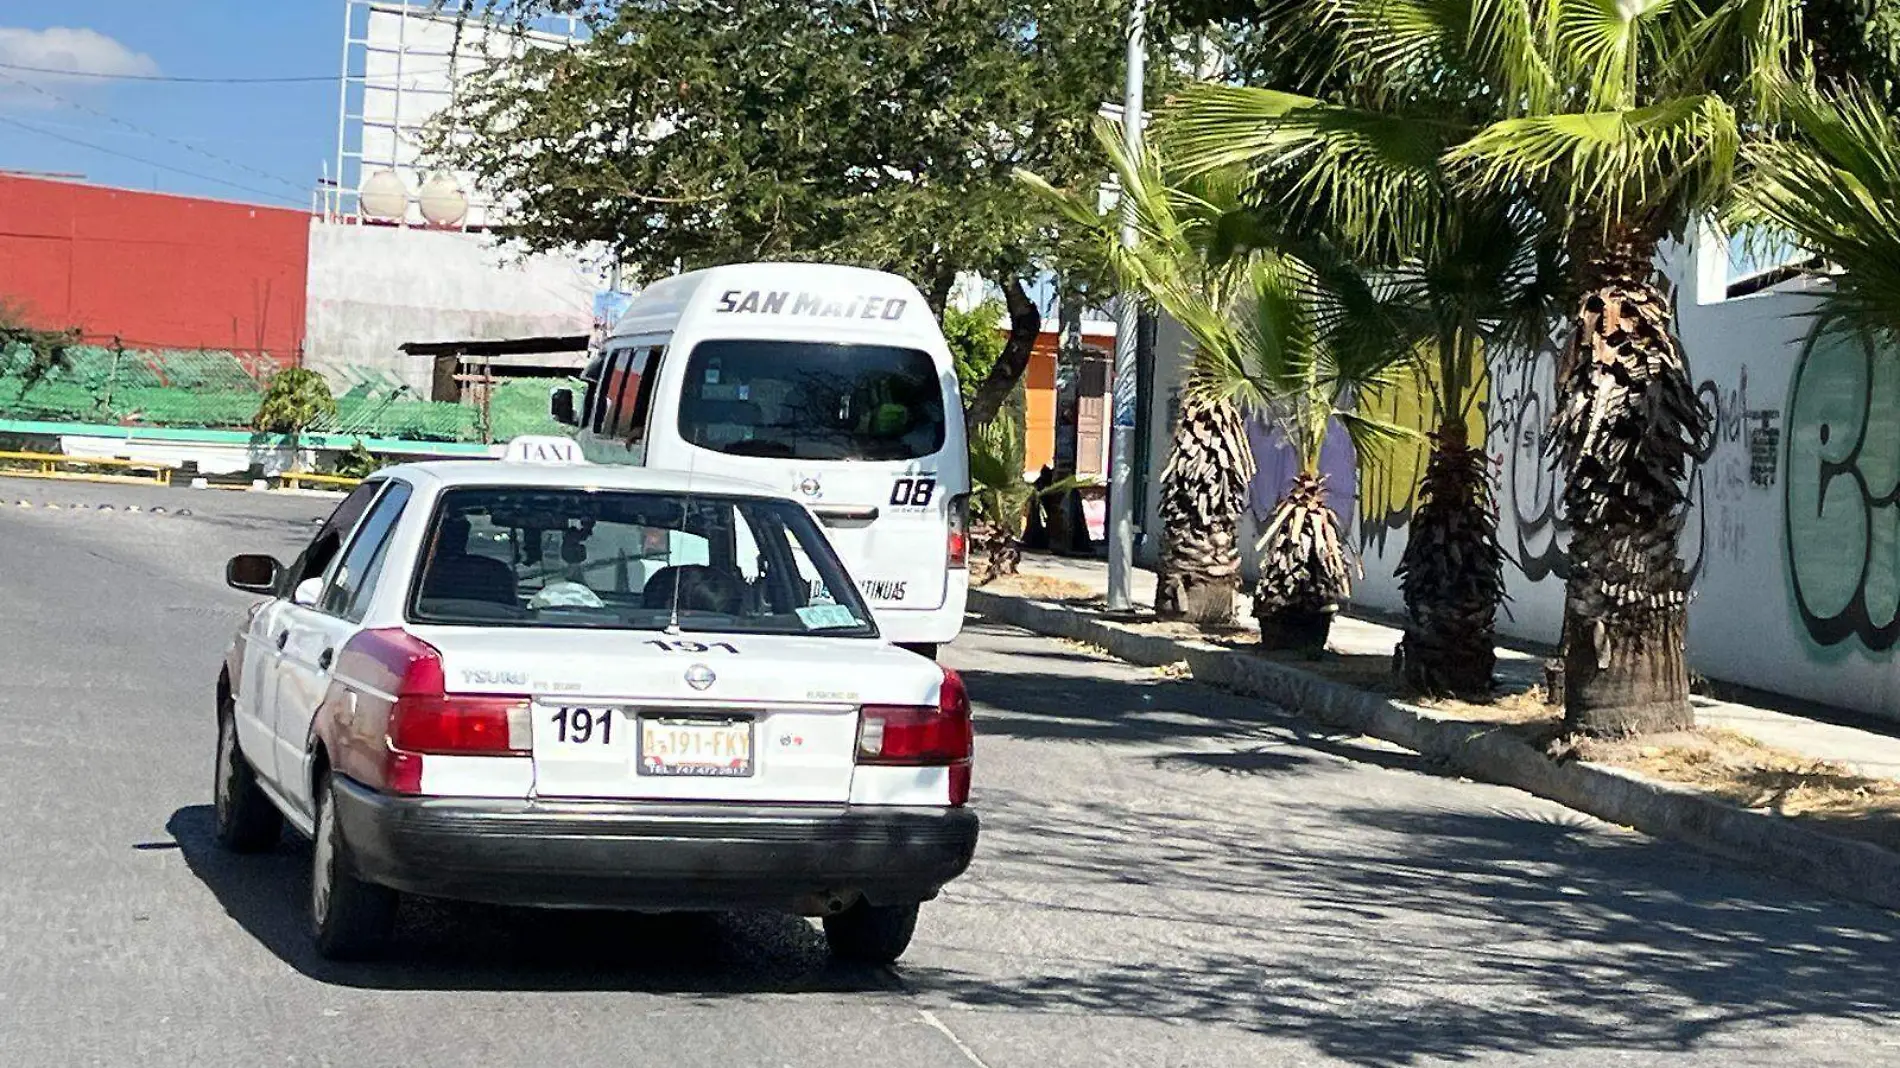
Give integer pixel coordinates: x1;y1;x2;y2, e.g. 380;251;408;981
164;805;895;996
938;644;1900;1065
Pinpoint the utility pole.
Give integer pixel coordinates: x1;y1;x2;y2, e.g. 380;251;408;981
1106;0;1146;613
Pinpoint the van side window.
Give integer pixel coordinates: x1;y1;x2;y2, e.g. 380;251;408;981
595;346;639;436
607;347;649;439
622;345;665;445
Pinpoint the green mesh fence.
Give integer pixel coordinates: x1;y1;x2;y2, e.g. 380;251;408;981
0;343;577;445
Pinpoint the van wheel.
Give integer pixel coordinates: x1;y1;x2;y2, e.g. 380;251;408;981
897;643;938;660
310;771;397;960
823;900;919;964
213;703;282;853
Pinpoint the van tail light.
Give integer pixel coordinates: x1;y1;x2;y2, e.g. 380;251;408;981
856;667;973;805
947;493;969;569
337;629;529;796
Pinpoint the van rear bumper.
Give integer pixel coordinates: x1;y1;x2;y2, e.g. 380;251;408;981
331;777;979;912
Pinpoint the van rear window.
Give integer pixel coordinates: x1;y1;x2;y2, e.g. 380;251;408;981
677;340;946;461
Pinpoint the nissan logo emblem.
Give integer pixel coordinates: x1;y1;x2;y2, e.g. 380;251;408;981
798;476;821;497
685;664;716;691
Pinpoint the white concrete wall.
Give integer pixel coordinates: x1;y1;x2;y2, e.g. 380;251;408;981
1141;235;1900;721
302;222;605;394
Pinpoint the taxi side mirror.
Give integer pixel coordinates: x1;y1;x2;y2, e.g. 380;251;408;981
226;554;282;595
550;386;577;426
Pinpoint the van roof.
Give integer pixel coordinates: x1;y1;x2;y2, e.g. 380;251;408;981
607;261;939;345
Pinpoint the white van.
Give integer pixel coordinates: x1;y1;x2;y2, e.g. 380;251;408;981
553;262;969;655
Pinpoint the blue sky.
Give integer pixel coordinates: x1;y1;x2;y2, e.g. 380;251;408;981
0;3;343;208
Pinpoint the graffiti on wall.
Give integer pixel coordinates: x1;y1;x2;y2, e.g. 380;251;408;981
1784;326;1900;650
1682;367;1780;582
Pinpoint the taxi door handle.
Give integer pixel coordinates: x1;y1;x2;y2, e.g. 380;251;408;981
275;631;289;651
317;648;334;671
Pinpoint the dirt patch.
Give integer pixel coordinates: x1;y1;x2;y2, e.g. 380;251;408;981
974;569;1099;602
1418;686;1561;725
1566;727;1900;851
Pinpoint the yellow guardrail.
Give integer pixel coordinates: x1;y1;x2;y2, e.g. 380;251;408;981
277;471;362;491
0;450;174;486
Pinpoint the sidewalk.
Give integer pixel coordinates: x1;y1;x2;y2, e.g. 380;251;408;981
970;551;1900;910
1002;551;1900;782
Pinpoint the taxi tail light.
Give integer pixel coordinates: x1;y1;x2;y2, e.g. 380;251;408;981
341;629;529;796
856;668;973;805
947;494;969;570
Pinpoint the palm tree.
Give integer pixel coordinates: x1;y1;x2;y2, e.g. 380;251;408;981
1022;124;1416;648
1022;126;1263;625
1390;204;1565;696
1166;0;1805;733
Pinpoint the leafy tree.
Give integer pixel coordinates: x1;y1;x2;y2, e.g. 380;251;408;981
1166;0;1808;733
254;368;337;472
433;0;1160;427
942;300;1008;405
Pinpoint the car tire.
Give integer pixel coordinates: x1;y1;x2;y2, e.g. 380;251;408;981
897;643;938;661
213;703;282;853
310;771;398;961
822;900;919;965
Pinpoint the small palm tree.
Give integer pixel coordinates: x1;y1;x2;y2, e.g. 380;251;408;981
1166;0;1805;732
1389;204;1565;695
1023;124;1416;648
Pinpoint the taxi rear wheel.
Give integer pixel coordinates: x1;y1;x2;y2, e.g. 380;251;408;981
213;702;282;853
822;900;919;965
310;770;398;960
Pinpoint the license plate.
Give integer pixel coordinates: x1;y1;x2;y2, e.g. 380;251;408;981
637;716;753;777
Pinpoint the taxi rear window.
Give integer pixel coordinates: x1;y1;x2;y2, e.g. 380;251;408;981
676;340;946;461
407;486;877;637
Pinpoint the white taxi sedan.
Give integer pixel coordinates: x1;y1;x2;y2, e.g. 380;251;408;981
214;455;977;962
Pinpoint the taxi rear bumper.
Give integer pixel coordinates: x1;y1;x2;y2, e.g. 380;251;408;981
331;776;979;912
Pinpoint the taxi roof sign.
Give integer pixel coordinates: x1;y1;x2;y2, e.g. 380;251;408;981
503;435;587;464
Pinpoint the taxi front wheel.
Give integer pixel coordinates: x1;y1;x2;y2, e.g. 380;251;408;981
310;770;398;960
823;900;919;965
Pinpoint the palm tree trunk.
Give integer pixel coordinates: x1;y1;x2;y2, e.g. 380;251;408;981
1253;473;1349;655
1155;392;1254;624
1396;422;1503;696
1553;234;1711;735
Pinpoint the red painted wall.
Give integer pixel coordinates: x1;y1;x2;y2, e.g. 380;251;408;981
0;175;309;365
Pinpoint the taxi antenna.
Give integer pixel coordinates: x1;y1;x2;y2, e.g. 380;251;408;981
665;433;698;635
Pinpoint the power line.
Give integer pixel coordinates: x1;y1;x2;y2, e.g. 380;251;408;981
0;60;342;84
0;70;310;194
0;116;304;207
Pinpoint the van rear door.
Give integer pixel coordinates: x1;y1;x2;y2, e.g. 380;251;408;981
672;339;955;613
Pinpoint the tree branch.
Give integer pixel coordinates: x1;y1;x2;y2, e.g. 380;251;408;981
965;276;1041;427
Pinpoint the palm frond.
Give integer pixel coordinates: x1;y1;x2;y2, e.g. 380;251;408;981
1161;82;1463;254
1743;82;1900;340
1448;94;1740;227
1673;0;1804;115
1555;0;1677;110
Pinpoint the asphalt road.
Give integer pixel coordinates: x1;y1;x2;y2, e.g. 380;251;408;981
3;474;1898;1067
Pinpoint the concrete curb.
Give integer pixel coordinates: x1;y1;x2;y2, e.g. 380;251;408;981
970;589;1900;912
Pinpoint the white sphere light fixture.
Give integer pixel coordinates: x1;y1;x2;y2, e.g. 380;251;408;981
358;169;409;220
418;172;469;227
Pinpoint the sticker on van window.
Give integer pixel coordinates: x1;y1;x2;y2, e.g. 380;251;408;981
713;289;909;321
796;604;859;630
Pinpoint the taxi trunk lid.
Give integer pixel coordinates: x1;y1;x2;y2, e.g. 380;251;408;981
408;626;932;803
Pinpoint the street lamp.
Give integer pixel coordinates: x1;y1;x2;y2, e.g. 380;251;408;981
1105;0;1146;613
